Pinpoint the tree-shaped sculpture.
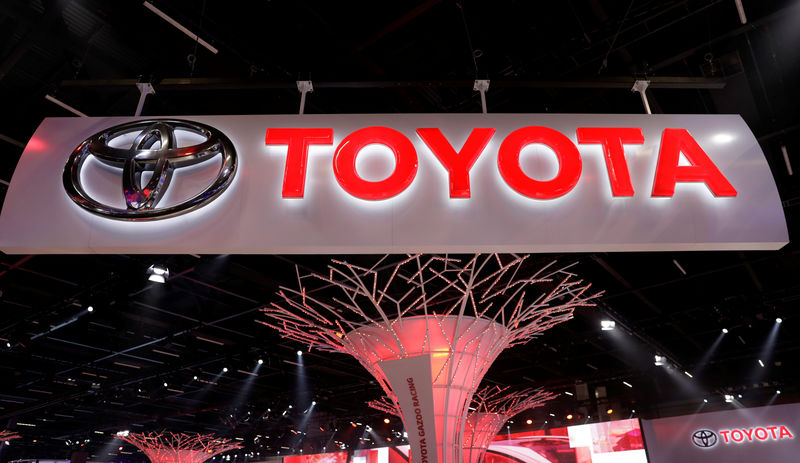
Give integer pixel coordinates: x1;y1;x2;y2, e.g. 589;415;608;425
260;254;599;463
0;430;21;442
115;432;242;463
463;386;555;463
368;385;554;463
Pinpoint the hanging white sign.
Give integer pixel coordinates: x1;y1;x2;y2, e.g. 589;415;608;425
0;113;787;253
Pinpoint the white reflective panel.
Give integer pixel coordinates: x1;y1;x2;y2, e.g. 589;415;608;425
0;113;788;254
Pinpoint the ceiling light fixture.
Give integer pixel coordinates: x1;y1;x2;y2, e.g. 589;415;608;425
722;328;729;334
87;306;94;312
776;318;783;324
600;320;615;331
654;355;666;366
147;265;169;283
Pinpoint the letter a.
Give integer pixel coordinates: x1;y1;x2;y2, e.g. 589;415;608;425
652;129;737;197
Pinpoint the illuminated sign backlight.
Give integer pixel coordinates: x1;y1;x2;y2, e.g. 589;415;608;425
0;113;787;254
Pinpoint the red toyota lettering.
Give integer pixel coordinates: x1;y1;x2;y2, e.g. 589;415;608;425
576;127;644;196
731;430;744;442
498;126;582;199
767;426;779;439
742;428;754;441
754;428;768;440
333;126;418;200
779;426;793;439
651;128;737;197
719;430;730;443
417;127;495;198
265;128;334;197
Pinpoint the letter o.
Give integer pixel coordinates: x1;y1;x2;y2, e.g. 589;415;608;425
731;430;744;442
498;126;582;199
755;428;768;440
333;127;418;200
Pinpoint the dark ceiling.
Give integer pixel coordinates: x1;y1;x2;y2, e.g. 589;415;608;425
1;0;800;462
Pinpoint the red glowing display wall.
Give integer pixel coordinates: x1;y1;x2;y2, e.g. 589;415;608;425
279;418;646;463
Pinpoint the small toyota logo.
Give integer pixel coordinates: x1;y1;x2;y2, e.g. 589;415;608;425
63;119;236;220
692;429;718;448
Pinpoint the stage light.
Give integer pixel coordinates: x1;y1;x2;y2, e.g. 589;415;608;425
703;399;708;403
738;394;742;398
383;418;390;424
258;359;264;365
724;394;734;403
119;447;124;451
566;414;573;420
526;419;532;425
654;355;666;366
549;413;555;417
163;382;168;387
564;391;573;396
777;390;781;395
223;367;228;372
297;350;303;356
600;320;615;331
311;401;316;405
87;306;94;312
193;376;198;380
147;265;169;283
351;422;357;428
623;381;633;388
606;409;613;415
684;371;693;378
776;318;783;324
722;328;728;334
758;359;765;367
5;342;10;348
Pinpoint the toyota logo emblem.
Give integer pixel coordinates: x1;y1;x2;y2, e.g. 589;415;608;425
63;119;236;220
691;429;718;448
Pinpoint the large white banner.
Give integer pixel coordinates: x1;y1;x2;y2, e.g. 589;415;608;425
378;355;438;463
0;114;787;253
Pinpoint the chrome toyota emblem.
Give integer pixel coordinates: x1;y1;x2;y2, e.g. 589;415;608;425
63;119;236;220
691;429;717;448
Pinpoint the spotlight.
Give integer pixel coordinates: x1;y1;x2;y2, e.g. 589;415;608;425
311;401;316;406
163;382;168;387
758;359;765;368
223;367;228;372
703;399;708;403
654;355;666;366
297;350;303;356
147;265;169;283
193;376;198;380
384;418;390;424
5;342;10;348
776;318;783;324
606;409;613;415
777;390;781;395
87;306;94;312
738;394;742;399
684;371;693;378
600;320;616;331
566;414;573;420
526;419;532;425
724;394;734;403
119;447;123;451
258;359;264;365
722;328;729;334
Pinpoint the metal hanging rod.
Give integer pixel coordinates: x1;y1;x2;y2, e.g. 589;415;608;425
58;76;726;91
